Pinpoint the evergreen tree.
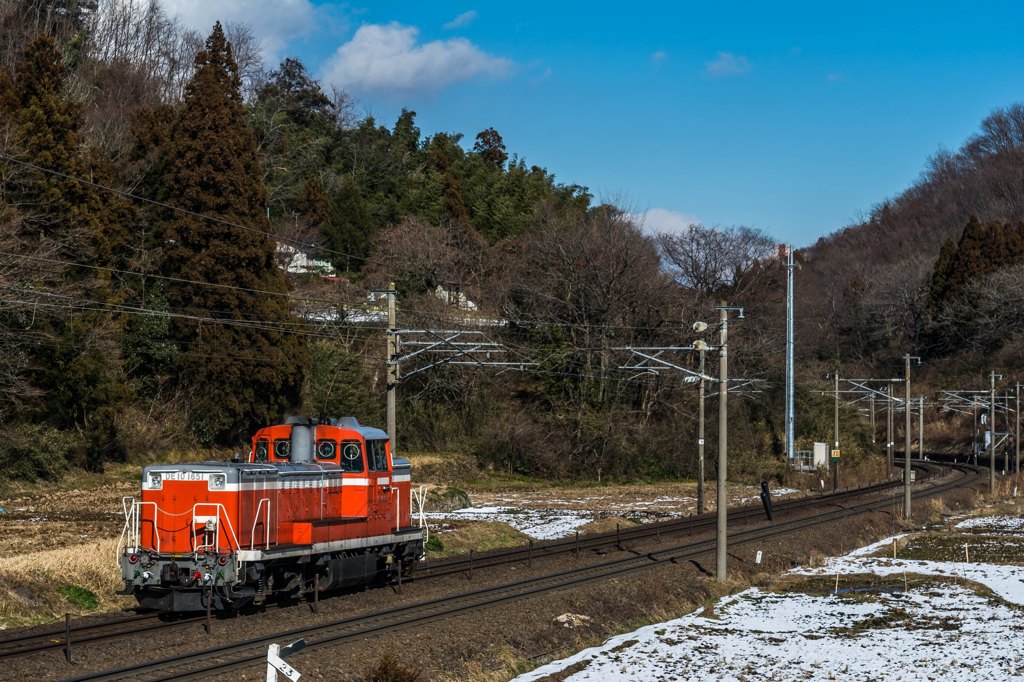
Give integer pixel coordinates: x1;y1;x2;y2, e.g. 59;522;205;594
0;35;129;464
158;23;304;444
256;57;334;128
473;127;508;168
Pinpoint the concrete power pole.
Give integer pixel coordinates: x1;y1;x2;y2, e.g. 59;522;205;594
715;304;743;583
886;384;894;473
716;306;729;582
919;396;924;460
870;393;875;445
386;283;398;453
697;345;706;514
904;354;912;520
833;371;839;492
785;246;795;461
1016;383;1021;476
990;371;999;494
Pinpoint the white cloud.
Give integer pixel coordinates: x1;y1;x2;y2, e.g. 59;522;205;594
160;0;317;64
321;22;512;95
444;10;478;30
705;51;750;78
827;73;844;83
633;208;701;236
651;50;668;62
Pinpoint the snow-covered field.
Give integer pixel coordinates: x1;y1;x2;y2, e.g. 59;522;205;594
514;515;1024;681
426;487;799;540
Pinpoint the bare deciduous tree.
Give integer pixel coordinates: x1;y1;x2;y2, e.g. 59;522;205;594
657;224;777;306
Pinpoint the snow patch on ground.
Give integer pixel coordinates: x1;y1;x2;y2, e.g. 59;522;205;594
427;486;800;540
514;517;1024;681
425;507;594;540
955;515;1024;533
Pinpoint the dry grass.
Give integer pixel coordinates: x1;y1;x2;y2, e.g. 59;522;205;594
0;466;142;627
576;516;636;535
0;538;135;628
427;521;529;559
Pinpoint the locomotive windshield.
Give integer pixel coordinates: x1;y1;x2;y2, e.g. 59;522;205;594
340;441;364;473
367;440;388;472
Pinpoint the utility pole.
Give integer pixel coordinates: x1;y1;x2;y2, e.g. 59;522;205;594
785;246;795;461
974;402;980;465
833;370;839;492
886;384;894;473
715;305;743;582
919;396;924;460
870;393;876;445
1016;383;1021;476
990;371;1000;494
903;354;913;520
385;283;399;453
697;343;706;514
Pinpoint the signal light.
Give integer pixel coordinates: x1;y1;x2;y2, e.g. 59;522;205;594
218;555;228;566
128;554;139;564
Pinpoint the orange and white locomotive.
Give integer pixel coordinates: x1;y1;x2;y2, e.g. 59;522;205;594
117;416;425;611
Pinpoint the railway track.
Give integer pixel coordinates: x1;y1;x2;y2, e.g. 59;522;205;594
0;612;208;662
0;460;964;666
58;460;982;681
418;459;940;578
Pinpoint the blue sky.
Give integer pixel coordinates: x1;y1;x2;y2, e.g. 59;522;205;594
164;1;1024;246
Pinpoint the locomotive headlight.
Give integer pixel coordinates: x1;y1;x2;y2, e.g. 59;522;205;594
209;473;226;490
148;473;162;489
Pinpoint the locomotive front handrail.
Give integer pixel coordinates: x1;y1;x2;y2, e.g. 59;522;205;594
412;485;429;545
250;497;272;550
116;496;137;567
136;500;161;554
191;503;241;555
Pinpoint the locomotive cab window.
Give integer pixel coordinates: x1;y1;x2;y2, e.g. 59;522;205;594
254;439;269;462
273;439;291;461
316;439;337;460
340;441;364;473
367;440;388;472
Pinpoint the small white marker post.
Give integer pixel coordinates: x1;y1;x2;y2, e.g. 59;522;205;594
267;638;305;682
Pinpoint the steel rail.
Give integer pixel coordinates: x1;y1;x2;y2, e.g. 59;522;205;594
2;461;946;662
417;461;936;577
1;462;939;660
0;612;205;661
64;461;980;682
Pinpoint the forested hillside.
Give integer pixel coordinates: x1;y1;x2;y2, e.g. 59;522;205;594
798;104;1024;379
1;0;1020;486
